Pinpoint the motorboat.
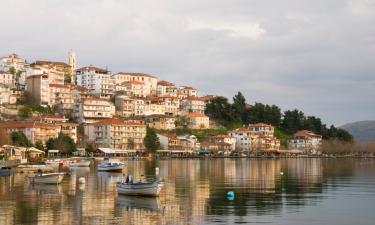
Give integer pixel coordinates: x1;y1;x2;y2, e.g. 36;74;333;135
0;167;12;176
97;162;125;172
28;172;65;184
116;176;164;196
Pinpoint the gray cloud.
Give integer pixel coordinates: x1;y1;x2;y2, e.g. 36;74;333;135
1;0;375;125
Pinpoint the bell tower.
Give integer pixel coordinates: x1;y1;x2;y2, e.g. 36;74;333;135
68;50;76;83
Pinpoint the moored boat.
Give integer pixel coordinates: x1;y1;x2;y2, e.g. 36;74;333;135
0;167;13;176
116;178;164;197
98;162;125;172
70;160;91;167
28;172;65;184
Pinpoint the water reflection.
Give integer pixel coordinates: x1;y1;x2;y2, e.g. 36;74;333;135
0;158;375;224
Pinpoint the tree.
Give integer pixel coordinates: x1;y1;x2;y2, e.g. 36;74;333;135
85;143;95;154
10;131;32;147
35;141;44;151
205;96;235;127
281;109;305;133
46;133;76;155
232;92;247;123
246;103;281;126
143;127;160;153
18;107;32;118
8;66;16;75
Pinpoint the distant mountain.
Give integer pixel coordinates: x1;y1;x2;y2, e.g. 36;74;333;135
340;121;375;143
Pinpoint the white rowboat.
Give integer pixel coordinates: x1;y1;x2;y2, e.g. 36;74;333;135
116;181;164;196
98;162;125;172
28;173;65;184
70;160;91;167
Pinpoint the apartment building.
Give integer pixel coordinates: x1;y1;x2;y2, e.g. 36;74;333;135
288;130;322;154
76;66;113;99
73;97;115;124
84;118;146;150
157;80;178;96
180;96;205;114
26;74;50;106
249;123;275;137
186;113;209;129
112;72;157;95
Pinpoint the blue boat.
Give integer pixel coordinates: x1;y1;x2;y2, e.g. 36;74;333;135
0;167;13;176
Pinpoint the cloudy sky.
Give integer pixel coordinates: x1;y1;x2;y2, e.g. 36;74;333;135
1;0;375;126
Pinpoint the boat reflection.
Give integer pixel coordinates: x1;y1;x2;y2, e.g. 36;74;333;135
28;183;63;195
116;195;162;212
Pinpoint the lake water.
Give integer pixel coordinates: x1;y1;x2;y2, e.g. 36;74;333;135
1;158;375;225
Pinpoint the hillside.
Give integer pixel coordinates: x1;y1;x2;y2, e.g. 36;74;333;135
340;120;375;143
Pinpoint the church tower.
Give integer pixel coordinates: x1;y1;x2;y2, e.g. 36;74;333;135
68;50;76;83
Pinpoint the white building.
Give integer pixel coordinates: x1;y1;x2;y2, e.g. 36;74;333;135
229;127;252;152
249;123;275;137
0;53;29;87
0;70;15;88
73;97;115;124
288;130;322;154
178;86;197;98
157;80;178;96
112;72;157;95
180;96;205;114
76;66;114;99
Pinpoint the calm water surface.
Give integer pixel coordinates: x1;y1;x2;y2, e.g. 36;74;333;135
1;158;375;225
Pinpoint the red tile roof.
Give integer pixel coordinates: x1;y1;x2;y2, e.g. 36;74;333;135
186;113;208;118
230;127;250;133
179;86;196;90
157;80;175;86
294;130;322;138
0;121;57;129
76;66;108;73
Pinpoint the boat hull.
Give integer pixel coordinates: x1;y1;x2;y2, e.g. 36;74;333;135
116;182;164;197
70;161;91;167
0;167;12;176
98;162;125;172
28;173;65;184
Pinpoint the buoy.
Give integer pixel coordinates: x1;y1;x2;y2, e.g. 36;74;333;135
227;191;234;201
78;177;86;184
280;172;284;175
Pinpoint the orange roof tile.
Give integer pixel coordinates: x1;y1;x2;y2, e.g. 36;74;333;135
0;121;57;129
76;66;108;73
186;113;208;118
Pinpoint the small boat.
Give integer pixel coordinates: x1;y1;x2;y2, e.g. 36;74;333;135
98;162;125;172
0;167;13;176
116;177;164;196
28;172;65;184
70;160;91;167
